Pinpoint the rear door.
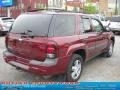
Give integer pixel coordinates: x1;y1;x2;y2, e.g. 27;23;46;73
78;16;97;60
91;19;109;54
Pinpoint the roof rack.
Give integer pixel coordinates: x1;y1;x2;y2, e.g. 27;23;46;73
27;8;65;12
27;8;45;12
27;8;86;13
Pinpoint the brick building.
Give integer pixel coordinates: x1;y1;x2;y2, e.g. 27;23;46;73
87;0;109;16
89;0;108;14
0;0;48;18
0;0;111;18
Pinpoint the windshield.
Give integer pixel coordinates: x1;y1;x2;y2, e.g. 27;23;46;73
10;14;52;36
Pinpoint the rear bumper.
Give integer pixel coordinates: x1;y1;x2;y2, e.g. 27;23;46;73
3;50;70;75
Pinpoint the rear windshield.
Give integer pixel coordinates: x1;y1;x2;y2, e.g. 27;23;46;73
10;14;52;36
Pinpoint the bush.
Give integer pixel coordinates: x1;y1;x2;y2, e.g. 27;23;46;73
85;4;98;14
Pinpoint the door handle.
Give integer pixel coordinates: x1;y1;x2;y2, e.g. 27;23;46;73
102;36;106;40
81;39;88;43
64;43;71;47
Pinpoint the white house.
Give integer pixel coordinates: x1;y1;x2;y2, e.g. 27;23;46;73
48;0;65;9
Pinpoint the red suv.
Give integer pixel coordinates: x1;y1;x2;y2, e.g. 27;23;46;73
3;11;115;82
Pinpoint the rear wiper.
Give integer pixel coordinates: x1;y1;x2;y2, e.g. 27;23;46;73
20;30;47;38
28;34;40;38
19;31;28;38
26;30;34;38
26;30;45;38
20;32;27;35
27;30;32;33
18;30;33;38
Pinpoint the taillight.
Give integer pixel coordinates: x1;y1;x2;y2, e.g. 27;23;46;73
47;41;57;59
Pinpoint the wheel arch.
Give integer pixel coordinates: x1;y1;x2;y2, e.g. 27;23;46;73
73;49;86;62
111;37;115;46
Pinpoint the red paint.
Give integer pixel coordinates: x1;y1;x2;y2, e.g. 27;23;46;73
3;12;114;76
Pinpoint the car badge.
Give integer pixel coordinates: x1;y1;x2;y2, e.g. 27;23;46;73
19;38;23;41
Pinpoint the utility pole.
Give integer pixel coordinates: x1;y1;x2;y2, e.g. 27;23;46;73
115;0;118;15
7;7;10;17
20;0;24;13
118;0;120;15
65;0;67;11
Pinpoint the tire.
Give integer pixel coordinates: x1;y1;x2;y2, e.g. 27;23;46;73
118;31;120;35
66;54;83;82
0;31;2;36
53;74;67;82
114;31;120;35
104;41;114;57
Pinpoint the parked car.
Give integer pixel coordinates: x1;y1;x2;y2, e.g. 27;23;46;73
0;16;14;35
3;11;115;82
106;16;120;34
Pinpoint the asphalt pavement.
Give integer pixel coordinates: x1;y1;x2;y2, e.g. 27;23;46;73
0;35;120;82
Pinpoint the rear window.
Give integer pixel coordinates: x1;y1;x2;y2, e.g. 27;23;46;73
10;14;52;36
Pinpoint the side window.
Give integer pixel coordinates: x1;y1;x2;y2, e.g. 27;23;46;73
92;19;103;32
54;15;75;36
82;18;92;33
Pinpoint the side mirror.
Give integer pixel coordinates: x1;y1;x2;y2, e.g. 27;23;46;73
106;20;110;27
105;26;111;32
104;20;111;32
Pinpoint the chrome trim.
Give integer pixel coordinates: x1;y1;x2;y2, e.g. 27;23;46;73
30;58;58;67
9;61;29;70
87;43;107;50
4;50;58;67
47;54;56;59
